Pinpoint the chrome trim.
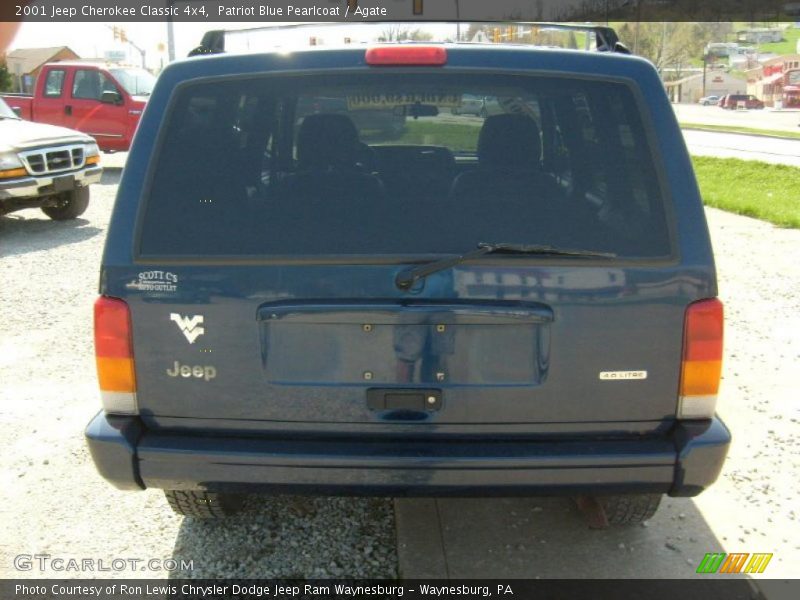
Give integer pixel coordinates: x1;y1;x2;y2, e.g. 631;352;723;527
17;143;88;176
0;166;102;200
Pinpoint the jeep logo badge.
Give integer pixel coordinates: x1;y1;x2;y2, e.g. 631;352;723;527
166;361;217;381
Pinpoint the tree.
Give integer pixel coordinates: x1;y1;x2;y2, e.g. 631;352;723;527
465;23;487;41
616;23;709;76
0;62;12;92
378;25;433;42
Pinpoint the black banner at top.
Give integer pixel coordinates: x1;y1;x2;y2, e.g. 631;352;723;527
2;0;800;22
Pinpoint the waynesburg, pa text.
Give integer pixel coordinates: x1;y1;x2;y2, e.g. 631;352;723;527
16;583;515;598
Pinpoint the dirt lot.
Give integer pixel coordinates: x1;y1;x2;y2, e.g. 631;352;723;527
0;167;798;579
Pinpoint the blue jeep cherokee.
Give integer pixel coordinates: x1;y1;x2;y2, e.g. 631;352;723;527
86;33;730;523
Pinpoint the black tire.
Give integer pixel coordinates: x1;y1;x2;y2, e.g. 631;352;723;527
599;494;662;525
41;187;89;220
164;490;245;519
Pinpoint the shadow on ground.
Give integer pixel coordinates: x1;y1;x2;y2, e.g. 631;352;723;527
99;168;122;186
168;495;397;579
0;215;102;257
396;495;757;581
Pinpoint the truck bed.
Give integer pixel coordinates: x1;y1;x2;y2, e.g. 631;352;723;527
1;94;33;120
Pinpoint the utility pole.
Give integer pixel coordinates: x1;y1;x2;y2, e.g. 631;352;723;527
108;25;147;68
702;52;707;98
167;0;176;62
632;0;643;55
454;0;460;42
128;40;147;69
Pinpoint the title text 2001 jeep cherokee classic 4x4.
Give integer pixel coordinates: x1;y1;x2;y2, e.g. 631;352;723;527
86;36;730;524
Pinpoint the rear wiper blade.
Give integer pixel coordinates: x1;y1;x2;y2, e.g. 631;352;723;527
395;242;616;290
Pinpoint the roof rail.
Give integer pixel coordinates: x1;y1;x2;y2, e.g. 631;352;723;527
188;23;630;57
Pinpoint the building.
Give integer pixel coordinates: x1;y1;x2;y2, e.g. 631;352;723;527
4;46;79;93
705;42;739;58
665;71;746;104
736;28;784;44
747;54;800;106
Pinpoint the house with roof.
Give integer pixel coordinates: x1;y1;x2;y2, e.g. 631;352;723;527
736;28;784;44
4;46;79;93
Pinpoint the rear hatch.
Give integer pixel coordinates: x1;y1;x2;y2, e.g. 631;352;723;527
108;48;711;437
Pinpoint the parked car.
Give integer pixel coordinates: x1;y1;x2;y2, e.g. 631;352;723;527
1;62;154;152
782;85;800;108
718;94;764;110
451;93;482;116
698;95;719;105
0;97;101;220
86;34;729;525
451;95;524;118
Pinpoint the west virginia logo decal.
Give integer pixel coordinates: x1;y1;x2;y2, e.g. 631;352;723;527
170;314;205;344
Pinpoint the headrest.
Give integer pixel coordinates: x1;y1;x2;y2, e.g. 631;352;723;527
477;113;542;170
296;113;360;170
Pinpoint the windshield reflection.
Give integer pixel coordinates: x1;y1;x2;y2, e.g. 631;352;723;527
110;68;156;96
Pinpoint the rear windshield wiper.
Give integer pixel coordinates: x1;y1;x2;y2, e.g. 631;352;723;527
395;242;616;290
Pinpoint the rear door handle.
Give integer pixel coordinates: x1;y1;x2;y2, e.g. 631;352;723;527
64;105;72;116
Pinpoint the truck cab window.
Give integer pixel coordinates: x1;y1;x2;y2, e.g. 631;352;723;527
43;70;65;98
72;70;118;101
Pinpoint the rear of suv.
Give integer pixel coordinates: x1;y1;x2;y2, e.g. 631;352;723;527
86;41;730;524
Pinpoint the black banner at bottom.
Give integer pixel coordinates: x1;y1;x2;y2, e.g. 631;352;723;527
2;579;796;600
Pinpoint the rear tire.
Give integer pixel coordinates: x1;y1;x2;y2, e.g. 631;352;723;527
599;494;662;525
41;187;89;220
164;490;245;519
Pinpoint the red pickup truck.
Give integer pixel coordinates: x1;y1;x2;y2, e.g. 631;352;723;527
2;62;154;152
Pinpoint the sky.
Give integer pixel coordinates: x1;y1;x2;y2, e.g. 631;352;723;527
9;21;464;69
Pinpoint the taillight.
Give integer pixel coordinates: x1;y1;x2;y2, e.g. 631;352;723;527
94;296;137;415
365;46;447;66
678;298;723;419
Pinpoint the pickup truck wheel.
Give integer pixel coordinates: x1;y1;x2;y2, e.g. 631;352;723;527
41;187;89;220
599;494;662;525
164;490;245;518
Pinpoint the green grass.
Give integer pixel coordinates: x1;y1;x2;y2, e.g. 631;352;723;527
692;156;800;228
384;120;479;151
680;122;800;140
745;24;800;56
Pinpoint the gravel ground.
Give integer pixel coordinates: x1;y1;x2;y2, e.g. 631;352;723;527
696;207;800;577
0;169;397;579
1;162;798;579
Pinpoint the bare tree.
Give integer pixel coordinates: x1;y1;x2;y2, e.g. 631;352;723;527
378;25;433;42
617;22;710;75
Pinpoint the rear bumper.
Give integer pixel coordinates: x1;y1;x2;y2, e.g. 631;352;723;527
85;412;730;497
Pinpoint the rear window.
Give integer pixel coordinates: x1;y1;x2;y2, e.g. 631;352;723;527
139;71;671;259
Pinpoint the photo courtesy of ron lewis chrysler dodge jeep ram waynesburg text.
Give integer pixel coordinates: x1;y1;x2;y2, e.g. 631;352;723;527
0;97;101;220
86;26;730;526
